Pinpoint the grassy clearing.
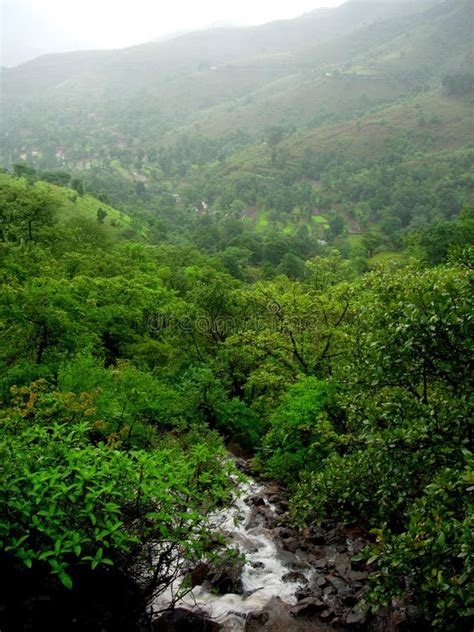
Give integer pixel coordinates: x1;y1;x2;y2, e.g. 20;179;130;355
369;251;407;266
255;210;270;230
312;215;329;225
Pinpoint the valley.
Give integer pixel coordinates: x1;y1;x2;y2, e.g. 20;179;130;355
0;1;473;630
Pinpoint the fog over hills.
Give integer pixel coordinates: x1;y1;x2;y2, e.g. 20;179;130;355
1;0;346;68
1;0;442;68
0;1;96;66
0;0;471;170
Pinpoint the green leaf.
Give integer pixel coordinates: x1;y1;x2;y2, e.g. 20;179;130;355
59;571;73;590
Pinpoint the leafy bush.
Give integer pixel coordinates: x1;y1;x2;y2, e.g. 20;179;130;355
292;428;461;529
365;457;474;631
0;396;234;600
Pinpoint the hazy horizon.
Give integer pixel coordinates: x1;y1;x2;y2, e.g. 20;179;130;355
1;0;345;67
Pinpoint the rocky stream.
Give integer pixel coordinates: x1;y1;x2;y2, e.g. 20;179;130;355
152;460;421;632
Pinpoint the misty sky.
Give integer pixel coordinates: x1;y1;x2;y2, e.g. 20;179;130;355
2;0;345;50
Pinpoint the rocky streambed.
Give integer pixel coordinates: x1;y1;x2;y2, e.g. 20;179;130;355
152;462;383;631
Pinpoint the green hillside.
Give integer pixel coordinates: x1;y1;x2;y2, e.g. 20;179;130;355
179;0;473;136
0;171;142;242
2;0;462;169
223;91;474;170
1;0;471;255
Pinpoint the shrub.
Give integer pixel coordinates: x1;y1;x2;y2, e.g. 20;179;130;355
0;411;234;601
365;457;474;631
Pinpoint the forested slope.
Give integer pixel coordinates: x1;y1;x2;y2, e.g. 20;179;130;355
1;168;472;630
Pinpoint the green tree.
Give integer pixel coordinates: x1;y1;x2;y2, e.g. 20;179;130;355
71;178;84;196
96;207;108;224
0;185;58;242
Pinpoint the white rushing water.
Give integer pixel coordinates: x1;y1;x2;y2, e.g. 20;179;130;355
153;478;311;630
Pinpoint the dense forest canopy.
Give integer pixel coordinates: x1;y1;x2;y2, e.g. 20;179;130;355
0;0;473;630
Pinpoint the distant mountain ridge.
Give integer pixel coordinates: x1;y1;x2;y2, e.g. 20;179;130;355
0;0;471;169
1;0;444;104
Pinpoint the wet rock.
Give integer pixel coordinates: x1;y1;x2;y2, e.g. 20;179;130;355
276;527;298;540
267;494;289;512
247;507;267;529
319;609;334;622
291;559;311;572
281;537;300;553
346;569;369;583
290;596;326;618
275;512;290;527
309;573;327;590
250;561;264;569
207;560;244;595
313;557;328;569
246;611;270;626
297;540;311;553
243;587;264;599
326;574;347;592
295;588;313;601
310;546;327;560
155;608;223;631
345;607;368;627
228;610;247;620
259;508;279;530
302;526;326;545
282;571;308;585
246;506;278;530
248;495;267;508
266;493;280;501
189;562;210;588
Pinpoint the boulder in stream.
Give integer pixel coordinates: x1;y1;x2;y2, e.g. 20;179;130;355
281;537;300;553
290;596;326;617
155;608;223;631
246;610;270;625
189;562;210;588
207;559;245;595
281;571;308;585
